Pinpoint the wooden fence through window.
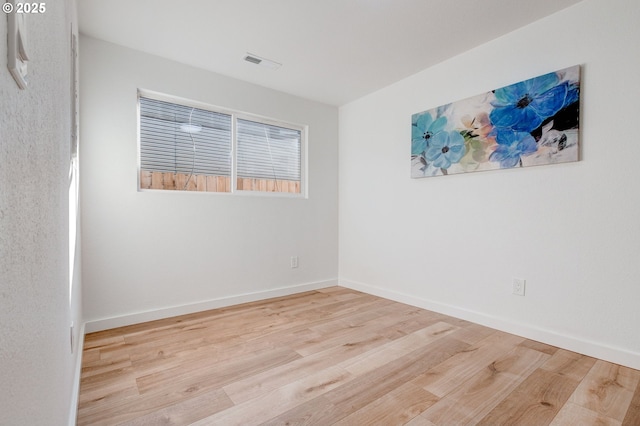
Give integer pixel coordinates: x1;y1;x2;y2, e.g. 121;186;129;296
139;171;300;194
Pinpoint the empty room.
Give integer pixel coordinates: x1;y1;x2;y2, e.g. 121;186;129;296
1;0;640;425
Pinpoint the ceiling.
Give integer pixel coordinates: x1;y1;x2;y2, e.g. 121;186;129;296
78;0;583;106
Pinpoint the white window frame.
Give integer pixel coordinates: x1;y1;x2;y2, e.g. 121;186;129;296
137;89;307;198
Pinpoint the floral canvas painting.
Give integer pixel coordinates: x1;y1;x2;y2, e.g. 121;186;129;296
411;65;580;178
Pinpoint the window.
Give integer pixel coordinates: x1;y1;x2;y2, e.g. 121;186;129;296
138;91;305;195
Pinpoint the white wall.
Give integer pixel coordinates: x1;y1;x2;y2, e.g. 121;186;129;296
339;0;640;369
0;1;82;424
80;36;339;329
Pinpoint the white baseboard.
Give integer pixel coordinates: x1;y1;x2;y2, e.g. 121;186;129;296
84;279;337;333
68;322;85;426
339;279;640;371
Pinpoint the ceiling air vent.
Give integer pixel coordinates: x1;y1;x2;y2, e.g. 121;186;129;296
243;53;282;70
244;55;262;65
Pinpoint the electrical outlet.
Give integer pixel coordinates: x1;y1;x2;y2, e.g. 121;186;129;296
290;256;298;268
70;322;75;353
513;278;526;296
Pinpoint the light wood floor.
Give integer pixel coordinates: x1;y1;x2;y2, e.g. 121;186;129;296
77;287;640;425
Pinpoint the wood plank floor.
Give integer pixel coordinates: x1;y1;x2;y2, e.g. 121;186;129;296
77;287;640;425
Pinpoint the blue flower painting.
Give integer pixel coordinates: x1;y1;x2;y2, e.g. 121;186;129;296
411;65;580;178
424;130;466;169
489;130;538;168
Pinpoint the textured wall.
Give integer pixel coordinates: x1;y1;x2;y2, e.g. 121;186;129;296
339;0;640;369
0;1;80;424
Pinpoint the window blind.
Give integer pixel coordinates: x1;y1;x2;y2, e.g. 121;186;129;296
237;118;301;182
139;97;232;176
139;93;304;194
